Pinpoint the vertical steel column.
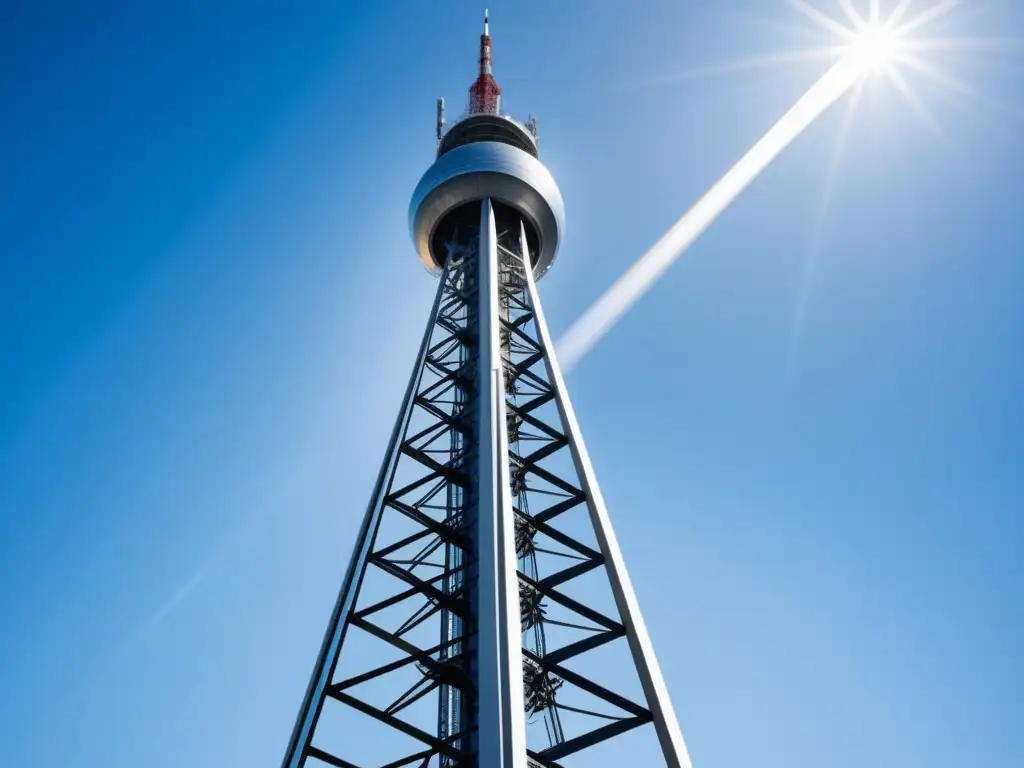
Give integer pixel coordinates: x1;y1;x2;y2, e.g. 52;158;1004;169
519;221;694;768
474;199;528;768
280;262;452;768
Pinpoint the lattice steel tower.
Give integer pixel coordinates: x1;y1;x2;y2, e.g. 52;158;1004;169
281;12;692;768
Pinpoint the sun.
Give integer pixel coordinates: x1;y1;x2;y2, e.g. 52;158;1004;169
557;1;1007;369
782;0;995;133
787;0;967;84
844;19;904;74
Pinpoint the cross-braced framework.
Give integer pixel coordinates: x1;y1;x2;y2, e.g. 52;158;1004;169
496;223;652;767
281;199;690;768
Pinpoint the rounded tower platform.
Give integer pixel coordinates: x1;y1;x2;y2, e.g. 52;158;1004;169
409;12;564;280
410;141;564;279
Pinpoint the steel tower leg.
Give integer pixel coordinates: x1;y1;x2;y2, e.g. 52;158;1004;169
474;199;528;768
280;255;454;768
520;223;693;768
280;199;691;768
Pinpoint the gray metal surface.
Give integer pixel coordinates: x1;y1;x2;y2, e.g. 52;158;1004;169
474;198;528;768
409;141;565;279
520;244;696;768
437;112;538;159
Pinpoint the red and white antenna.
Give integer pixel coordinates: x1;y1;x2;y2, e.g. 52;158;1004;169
468;9;501;115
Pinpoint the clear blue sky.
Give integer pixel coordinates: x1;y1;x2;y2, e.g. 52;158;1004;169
2;1;1022;766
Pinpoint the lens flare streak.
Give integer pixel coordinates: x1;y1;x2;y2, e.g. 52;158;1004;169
557;57;864;370
557;0;993;370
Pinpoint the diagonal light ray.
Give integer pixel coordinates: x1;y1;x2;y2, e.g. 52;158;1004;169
560;0;994;371
896;0;959;36
789;0;857;39
888;0;916;28
892;53;974;95
904;36;1024;55
895;51;1024;120
888;65;953;148
557;59;864;370
604;48;838;94
685;48;839;77
833;77;866;177
838;0;865;29
786;77;864;381
726;8;835;43
133;562;213;640
906;36;1024;82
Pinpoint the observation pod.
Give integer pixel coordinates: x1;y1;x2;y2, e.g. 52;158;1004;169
410;126;565;280
410;9;563;280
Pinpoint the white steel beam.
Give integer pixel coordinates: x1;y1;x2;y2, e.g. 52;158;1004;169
474;199;528;768
520;220;694;768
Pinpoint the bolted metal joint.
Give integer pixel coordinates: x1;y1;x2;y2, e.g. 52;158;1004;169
522;657;563;716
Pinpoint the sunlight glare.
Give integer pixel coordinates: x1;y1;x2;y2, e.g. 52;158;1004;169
844;20;904;73
556;1;996;371
556;60;862;371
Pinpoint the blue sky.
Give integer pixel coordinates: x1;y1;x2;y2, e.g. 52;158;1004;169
2;1;1022;765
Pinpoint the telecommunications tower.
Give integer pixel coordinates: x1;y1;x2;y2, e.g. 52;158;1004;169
281;12;691;768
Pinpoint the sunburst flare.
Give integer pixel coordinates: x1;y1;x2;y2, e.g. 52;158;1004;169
557;1;1010;371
